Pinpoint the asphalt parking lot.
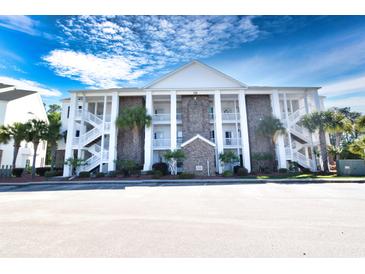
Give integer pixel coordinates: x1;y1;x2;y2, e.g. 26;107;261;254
0;182;364;257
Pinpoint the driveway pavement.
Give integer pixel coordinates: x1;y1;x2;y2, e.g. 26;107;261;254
0;182;364;257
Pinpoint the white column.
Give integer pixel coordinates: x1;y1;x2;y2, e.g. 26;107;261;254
108;92;119;171
143;91;153;171
214;90;224;174
312;90;321;111
238;91;251;172
271;90;287;169
99;95;107;172
283;93;294;160
63;92;77;176
170;90;177;150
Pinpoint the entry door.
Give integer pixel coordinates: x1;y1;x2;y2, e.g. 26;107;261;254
225;131;232;145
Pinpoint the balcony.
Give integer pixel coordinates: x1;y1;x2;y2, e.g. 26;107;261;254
153;139;170;149
222;113;239;121
223;138;241;147
152;113;182;123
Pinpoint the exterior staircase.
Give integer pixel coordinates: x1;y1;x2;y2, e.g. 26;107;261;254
282;107;315;170
74;111;109;172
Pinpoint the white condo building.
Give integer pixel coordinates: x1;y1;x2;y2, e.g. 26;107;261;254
58;61;326;176
0;83;48;168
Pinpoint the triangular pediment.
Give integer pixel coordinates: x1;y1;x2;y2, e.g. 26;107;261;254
144;61;247;89
181;134;216;148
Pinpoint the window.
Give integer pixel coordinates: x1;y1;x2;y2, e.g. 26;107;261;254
154;108;164;114
154;132;164;139
67;106;70;118
75;130;80;137
78;105;82;109
210;130;215;140
225;131;232;145
25;159;30;168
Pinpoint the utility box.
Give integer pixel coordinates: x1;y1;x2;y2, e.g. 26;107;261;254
336;160;365;176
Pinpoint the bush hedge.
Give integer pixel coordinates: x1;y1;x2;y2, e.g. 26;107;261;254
152;162;169;175
278;168;288;174
236;167;249;176
12;168;24;177
222;170;233;177
44;170;63;177
178;172;195;179
36;167;51;176
78;171;90;178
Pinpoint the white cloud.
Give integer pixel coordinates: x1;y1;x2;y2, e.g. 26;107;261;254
43;50;146;88
325;94;365;114
0;16;38;35
0;76;62;97
46;16;262;86
320;74;365;97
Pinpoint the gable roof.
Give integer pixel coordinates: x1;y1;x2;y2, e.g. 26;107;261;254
181;134;216;148
144;60;247;89
0;83;13;89
0;89;37;101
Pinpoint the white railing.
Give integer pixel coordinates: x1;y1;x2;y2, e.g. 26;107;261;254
79;127;100;146
209;113;214;120
222;113;239;121
223;138;241;146
288;107;306;123
73;137;79;146
153;139;170;148
176;113;182;121
152;114;170;122
79;154;101;172
86;111;103;125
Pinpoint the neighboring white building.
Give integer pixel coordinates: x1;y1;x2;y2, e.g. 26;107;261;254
0;83;48;168
59;61;326;176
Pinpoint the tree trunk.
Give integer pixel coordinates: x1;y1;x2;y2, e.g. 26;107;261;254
12;143;20;169
318;127;329;173
335;133;341;160
50;143;57;171
31;141;39;178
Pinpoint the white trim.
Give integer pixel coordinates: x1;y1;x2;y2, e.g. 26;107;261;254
181;134;216;148
144;60;247;89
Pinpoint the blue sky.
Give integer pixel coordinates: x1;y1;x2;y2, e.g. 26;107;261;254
0;15;364;112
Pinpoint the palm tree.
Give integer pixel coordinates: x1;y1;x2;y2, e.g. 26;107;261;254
300;111;331;173
115;106;152;164
164;149;186;175
26;119;49;178
325;110;352;160
348;136;365;159
46;112;62;171
355;115;365;133
219;150;239;171
256;115;286;170
0;123;29;168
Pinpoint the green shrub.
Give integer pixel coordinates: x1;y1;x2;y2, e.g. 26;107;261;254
44;170;63;177
236;167;249;176
12;168;24;177
152;170;163;179
107;171;117;177
178;172;195;179
152;162;169;175
115;159;138;176
222;170;233;177
78;171;90;178
278;168;288;174
36;167;51;176
95;172;105;178
145;170;154;175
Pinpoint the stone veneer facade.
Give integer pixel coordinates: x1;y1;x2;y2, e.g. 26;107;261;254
245;95;275;172
181;95;211;141
117;96;145;166
182;138;216;176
